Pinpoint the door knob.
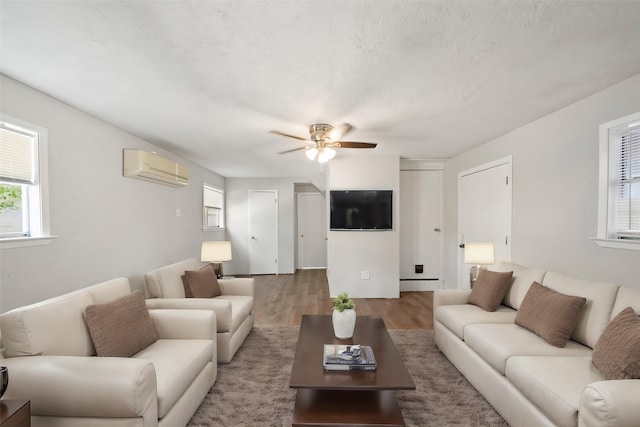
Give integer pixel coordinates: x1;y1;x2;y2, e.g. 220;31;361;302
300;234;304;238
251;236;256;240
434;228;441;232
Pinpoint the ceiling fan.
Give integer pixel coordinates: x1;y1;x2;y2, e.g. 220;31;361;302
270;123;378;163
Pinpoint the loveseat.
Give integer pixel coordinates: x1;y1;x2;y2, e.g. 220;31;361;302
144;258;254;363
434;261;640;427
0;277;217;427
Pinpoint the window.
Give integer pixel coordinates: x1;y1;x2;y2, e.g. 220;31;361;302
0;117;52;247
203;184;224;229
594;112;640;250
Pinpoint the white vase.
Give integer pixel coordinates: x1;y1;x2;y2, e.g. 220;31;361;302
332;308;356;339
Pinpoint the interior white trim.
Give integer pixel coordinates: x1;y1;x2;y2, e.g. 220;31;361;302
595;111;640;250
0;235;57;249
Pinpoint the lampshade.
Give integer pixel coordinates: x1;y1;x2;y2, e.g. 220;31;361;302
201;241;232;262
464;242;494;265
305;147;318;160
317;147;336;163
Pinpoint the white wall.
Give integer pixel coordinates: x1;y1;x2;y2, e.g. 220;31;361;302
327;155;400;298
0;75;226;312
225;177;306;275
444;73;640;290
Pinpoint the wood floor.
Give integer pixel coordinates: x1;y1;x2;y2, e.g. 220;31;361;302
253;269;434;329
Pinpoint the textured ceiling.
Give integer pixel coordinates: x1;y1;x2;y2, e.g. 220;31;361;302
2;1;640;178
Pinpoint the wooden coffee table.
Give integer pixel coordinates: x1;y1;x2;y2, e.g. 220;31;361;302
290;315;415;426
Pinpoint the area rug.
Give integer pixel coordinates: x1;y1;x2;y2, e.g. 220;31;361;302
188;327;507;426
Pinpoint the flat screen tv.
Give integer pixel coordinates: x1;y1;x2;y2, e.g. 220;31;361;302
330;190;392;230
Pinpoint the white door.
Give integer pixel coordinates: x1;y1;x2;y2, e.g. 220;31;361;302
248;190;278;275
399;170;442;289
297;192;327;269
458;157;512;288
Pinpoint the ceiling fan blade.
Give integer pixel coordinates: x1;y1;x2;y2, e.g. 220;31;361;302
278;146;307;154
331;123;354;141
269;130;309;141
337;141;378;149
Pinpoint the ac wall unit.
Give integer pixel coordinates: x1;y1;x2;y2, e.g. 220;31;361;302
123;149;189;187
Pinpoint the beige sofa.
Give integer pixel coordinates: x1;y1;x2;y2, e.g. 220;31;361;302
144;258;254;363
0;277;217;427
434;262;640;427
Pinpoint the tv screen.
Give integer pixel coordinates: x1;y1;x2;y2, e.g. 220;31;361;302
330;190;392;230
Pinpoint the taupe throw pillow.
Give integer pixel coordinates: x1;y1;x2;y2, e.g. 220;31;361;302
468;269;514;312
515;282;586;348
85;291;158;357
592;307;640;380
182;264;222;298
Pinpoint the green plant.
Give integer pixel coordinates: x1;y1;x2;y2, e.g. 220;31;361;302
333;292;355;312
0;184;22;213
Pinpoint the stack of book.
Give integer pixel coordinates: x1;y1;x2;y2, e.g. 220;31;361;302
323;344;377;371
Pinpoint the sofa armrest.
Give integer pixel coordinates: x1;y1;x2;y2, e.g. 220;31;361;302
2;355;157;421
579;380;640;427
433;289;471;308
219;277;254;297
149;309;217;340
146;298;231;333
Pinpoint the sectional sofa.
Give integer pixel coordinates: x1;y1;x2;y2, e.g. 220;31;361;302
0;277;217;427
434;261;640;427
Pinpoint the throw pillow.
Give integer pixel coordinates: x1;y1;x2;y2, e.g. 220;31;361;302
468;269;514;312
85;291;158;357
182;264;222;298
592;307;640;380
515;281;586;348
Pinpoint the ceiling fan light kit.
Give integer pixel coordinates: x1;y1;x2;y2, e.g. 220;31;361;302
271;122;378;163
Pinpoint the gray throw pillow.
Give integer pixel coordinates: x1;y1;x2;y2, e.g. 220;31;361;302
515;281;586;348
592;307;640;380
182;264;222;298
85;291;158;357
468;269;514;312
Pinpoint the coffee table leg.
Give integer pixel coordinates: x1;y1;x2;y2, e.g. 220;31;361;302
292;389;405;426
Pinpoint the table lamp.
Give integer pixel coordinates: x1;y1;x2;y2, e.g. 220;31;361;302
201;241;232;278
464;242;494;281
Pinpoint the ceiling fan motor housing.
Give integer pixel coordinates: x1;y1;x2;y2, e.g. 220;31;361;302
309;123;333;141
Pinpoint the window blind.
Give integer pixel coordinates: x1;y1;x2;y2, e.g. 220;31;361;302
615;128;640;236
0;124;36;184
204;186;223;208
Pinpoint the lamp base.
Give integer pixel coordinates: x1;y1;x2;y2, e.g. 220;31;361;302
470;265;486;284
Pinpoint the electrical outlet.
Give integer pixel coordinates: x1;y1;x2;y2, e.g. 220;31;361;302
176;208;181;217
361;270;370;280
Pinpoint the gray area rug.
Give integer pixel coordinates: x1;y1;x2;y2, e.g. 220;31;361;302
188;327;507;426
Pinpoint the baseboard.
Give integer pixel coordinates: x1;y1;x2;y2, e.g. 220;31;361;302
400;280;442;291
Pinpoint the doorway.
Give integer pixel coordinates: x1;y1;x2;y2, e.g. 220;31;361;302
297;192;327;269
248;190;278;275
458;156;512;288
399;169;443;290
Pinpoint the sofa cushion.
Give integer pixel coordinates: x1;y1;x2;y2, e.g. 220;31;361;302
468;269;513;312
506;356;602;427
435;304;517;340
182;264;222;298
592;307;640;380
611;286;640;319
85;291;158;357
515;281;586;348
0;290;95;357
494;261;546;310
133;339;214;418
542;271;619;348
464;323;592;375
